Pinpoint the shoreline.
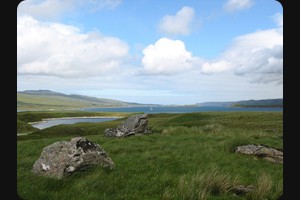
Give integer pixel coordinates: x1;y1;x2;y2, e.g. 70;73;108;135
28;116;123;125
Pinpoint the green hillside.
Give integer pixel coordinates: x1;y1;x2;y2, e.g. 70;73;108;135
17;90;143;111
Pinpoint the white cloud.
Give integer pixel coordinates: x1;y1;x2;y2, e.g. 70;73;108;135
141;27;282;84
223;0;254;13
232;28;282;50
17;0;122;20
141;38;202;75
17;15;129;78
272;12;283;27
159;6;195;35
201;28;283;84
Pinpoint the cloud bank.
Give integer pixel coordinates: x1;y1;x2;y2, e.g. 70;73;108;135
17;15;128;78
201;27;283;84
143;17;283;84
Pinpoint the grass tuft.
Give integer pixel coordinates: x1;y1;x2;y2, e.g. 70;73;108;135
176;168;239;200
247;171;274;200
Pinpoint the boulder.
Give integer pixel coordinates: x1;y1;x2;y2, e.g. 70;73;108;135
32;137;114;178
104;114;151;137
235;144;283;164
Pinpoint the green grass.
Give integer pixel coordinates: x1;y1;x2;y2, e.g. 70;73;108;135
17;111;283;200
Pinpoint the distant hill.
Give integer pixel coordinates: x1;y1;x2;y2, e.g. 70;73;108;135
17;90;149;111
231;99;283;108
197;98;283;108
17;90;283;111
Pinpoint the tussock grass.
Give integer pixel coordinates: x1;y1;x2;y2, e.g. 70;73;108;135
249;172;272;200
163;170;282;200
246;171;281;200
176;168;239;200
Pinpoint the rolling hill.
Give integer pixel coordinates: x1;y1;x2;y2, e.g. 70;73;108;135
17;90;146;111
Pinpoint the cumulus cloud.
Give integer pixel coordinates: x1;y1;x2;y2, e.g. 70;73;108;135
18;0;122;20
141;38;202;75
223;0;254;13
201;27;283;84
141;26;282;84
159;6;195;35
17;15;129;78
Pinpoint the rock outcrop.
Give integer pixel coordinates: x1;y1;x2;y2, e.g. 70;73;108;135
105;114;151;137
235;144;283;164
32;137;114;178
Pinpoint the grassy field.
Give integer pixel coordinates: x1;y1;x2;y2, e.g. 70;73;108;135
17;111;283;200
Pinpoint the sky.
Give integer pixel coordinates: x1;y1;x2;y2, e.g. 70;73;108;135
17;0;283;105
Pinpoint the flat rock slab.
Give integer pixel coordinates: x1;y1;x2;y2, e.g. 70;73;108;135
235;144;283;164
32;137;114;178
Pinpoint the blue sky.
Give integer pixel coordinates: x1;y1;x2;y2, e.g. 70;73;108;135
17;0;283;105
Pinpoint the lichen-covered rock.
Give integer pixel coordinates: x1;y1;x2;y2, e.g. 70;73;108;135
104;114;151;137
32;137;114;178
235;144;283;164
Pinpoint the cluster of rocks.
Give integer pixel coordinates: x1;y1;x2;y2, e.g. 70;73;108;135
32;114;152;178
104;113;151;137
32;137;114;179
234;144;283;164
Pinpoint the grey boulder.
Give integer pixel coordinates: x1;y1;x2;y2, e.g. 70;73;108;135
32;137;114;178
105;113;151;137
